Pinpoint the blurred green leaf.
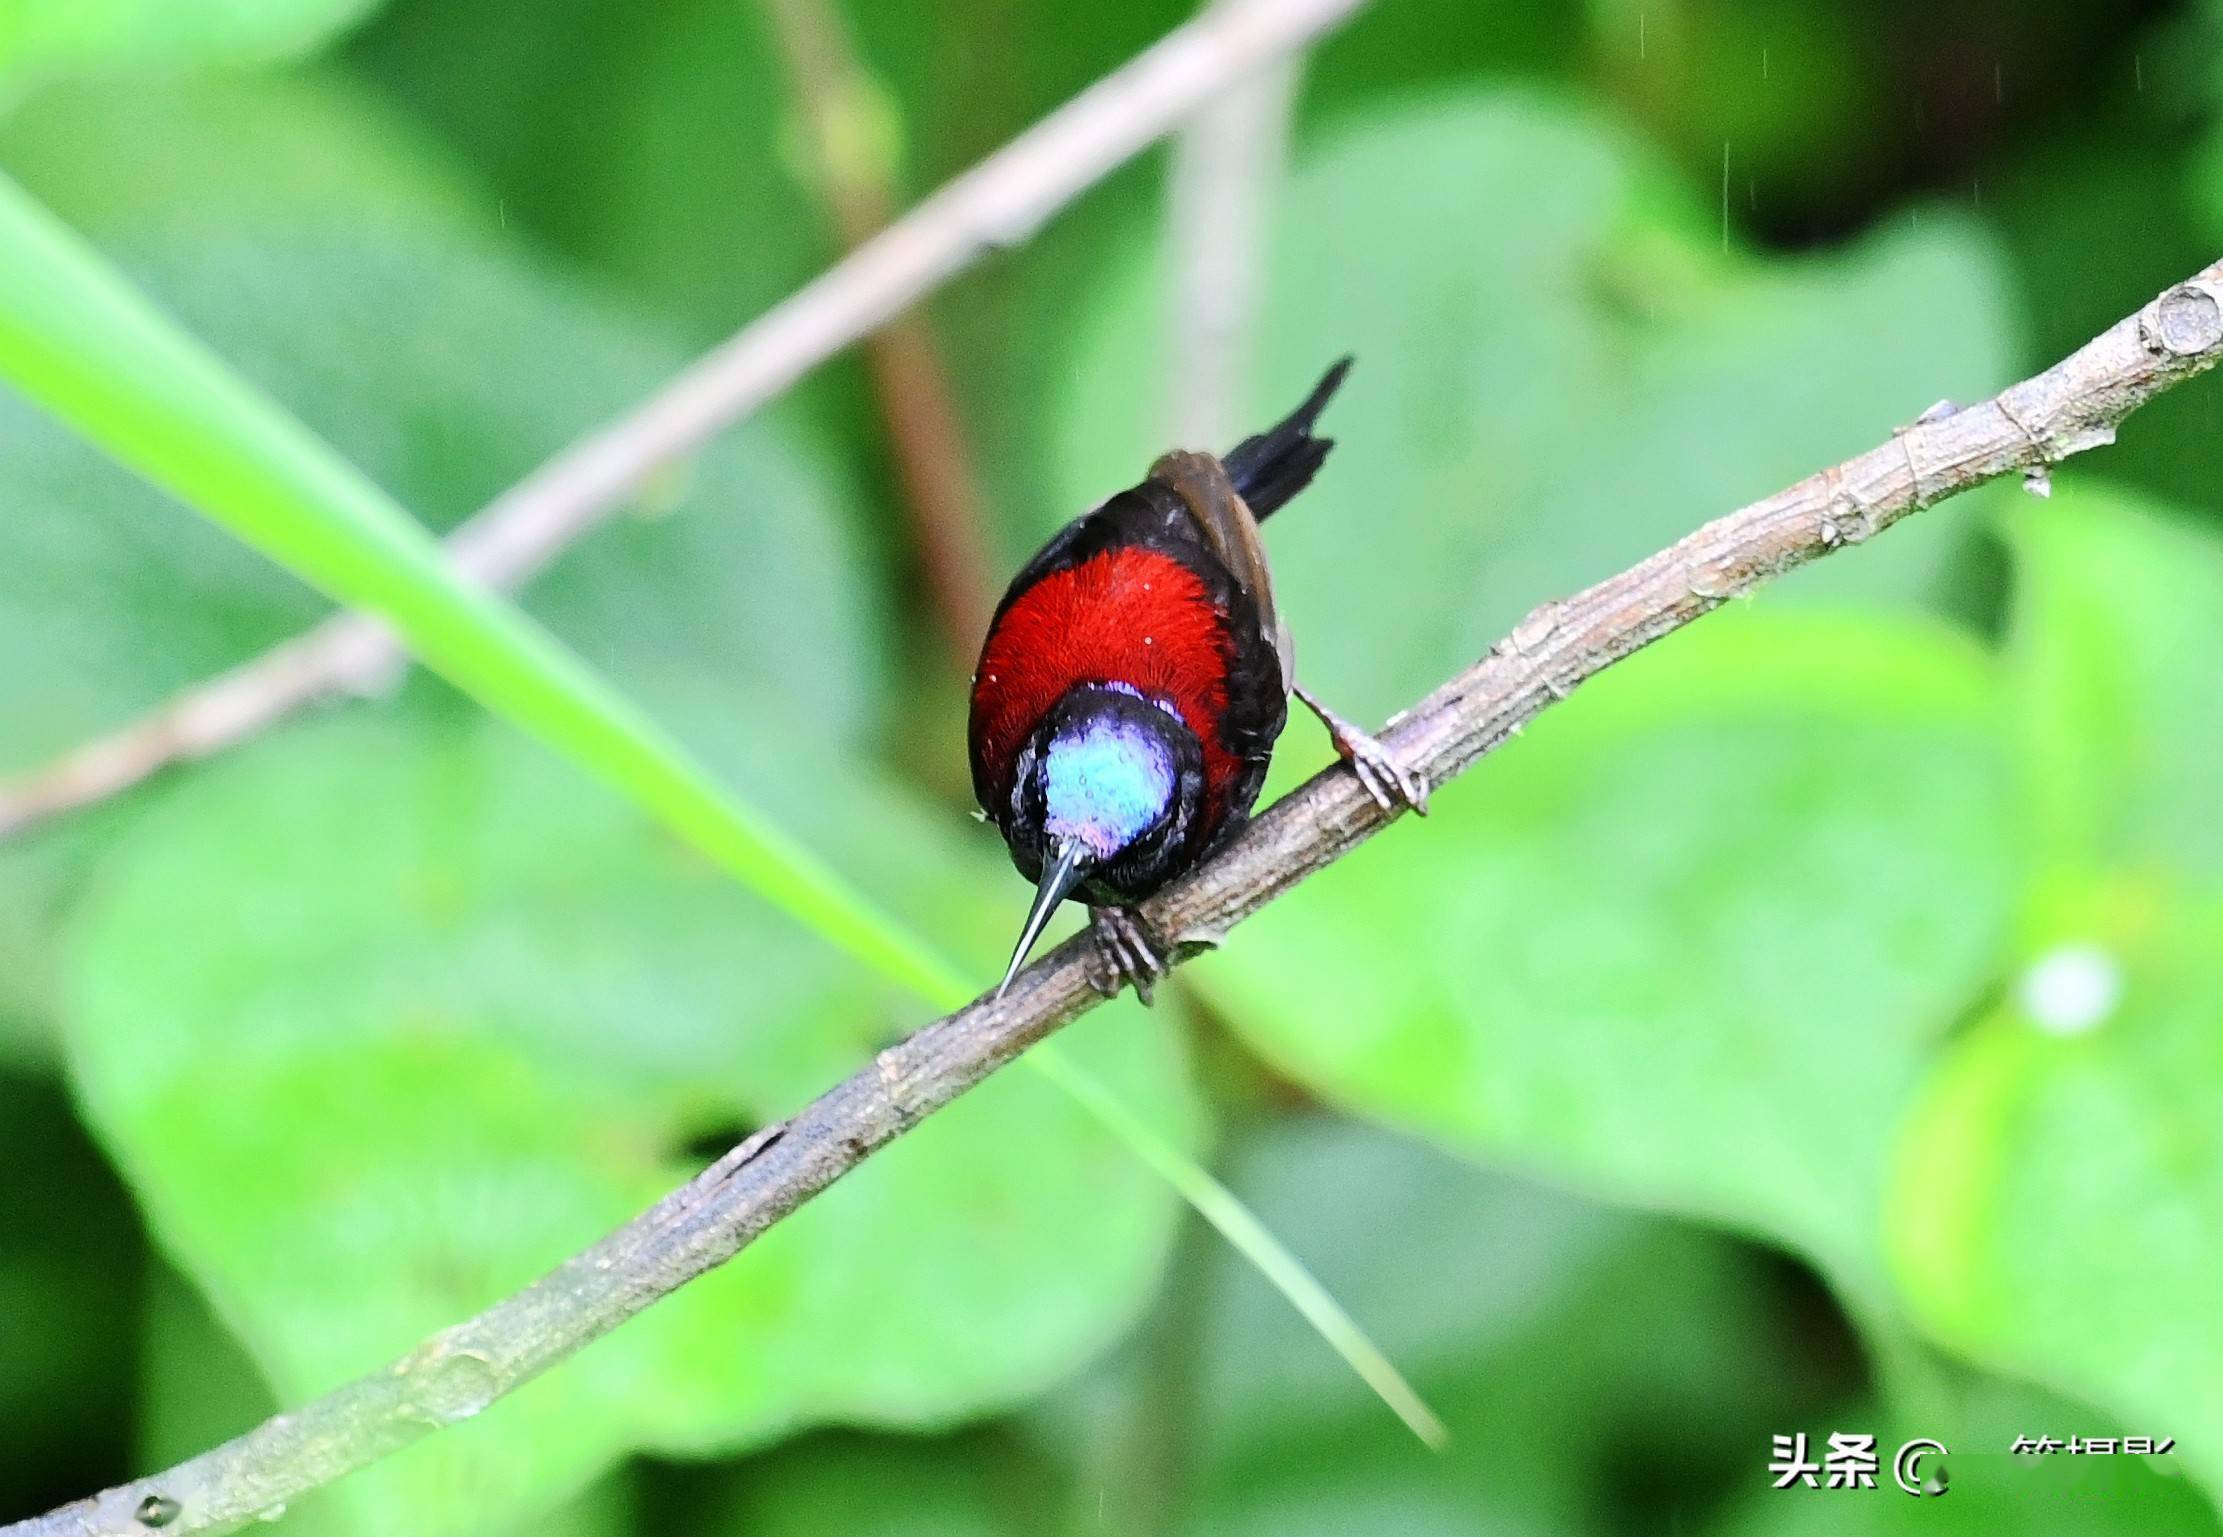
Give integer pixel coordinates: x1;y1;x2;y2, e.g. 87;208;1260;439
2000;484;2223;907
0;74;487;781
68;712;1198;1533
0;226;884;769
0;69;478;237
1188;607;2017;1303
0;80;881;1054
1884;910;2223;1503
1883;486;2223;1510
0;145;963;1018
1051;93;2024;726
0;0;386;94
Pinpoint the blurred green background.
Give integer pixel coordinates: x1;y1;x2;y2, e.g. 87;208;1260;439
4;0;2223;1530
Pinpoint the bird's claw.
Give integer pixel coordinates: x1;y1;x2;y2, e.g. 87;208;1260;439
1334;723;1430;816
1294;682;1430;817
1089;906;1169;1004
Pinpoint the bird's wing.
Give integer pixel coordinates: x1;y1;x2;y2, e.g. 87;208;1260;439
1149;449;1294;692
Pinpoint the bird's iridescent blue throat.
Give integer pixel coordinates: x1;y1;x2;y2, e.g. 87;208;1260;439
1039;711;1177;860
993;685;1207;996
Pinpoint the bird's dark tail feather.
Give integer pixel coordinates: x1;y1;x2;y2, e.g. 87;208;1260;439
1222;355;1353;520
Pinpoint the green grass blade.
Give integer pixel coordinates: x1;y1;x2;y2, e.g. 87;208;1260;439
1025;1043;1449;1447
0;172;1439;1444
0;175;953;1006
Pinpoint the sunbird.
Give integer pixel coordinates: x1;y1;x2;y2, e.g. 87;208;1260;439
968;359;1427;1001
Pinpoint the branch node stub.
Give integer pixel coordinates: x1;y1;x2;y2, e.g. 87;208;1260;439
1890;400;1955;509
1503;604;1562;657
1993;391;2053;463
1822;483;1875;545
2142;281;2223;357
2022;464;2054;499
396;1342;500;1426
1898;426;1932;507
874;1047;918;1128
1495;603;1570;701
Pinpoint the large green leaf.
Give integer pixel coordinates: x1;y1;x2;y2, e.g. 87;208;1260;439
1883;489;2223;1508
1050;92;2023;724
66;711;1199;1533
0;0;385;94
0;72;478;1060
0;69;478;237
0;224;884;768
0;79;881;1051
1188;607;2018;1302
1885;910;2223;1503
2000;484;2223;907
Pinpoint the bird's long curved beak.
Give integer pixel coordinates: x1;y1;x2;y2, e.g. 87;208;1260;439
997;841;1090;998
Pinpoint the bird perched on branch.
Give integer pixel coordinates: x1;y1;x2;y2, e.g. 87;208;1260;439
969;358;1427;1001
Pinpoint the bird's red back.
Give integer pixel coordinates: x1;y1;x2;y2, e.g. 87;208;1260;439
970;543;1247;824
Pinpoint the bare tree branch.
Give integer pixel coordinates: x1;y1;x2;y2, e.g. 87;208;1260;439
0;0;1371;840
1164;1;1299;445
12;256;2217;1537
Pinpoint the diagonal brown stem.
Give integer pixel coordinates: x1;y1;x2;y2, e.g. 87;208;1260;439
757;0;1000;662
12;259;2218;1537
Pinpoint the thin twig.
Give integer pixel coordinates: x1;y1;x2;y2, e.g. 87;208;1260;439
1164;2;1299;445
14;260;2218;1537
0;0;1372;839
758;0;999;661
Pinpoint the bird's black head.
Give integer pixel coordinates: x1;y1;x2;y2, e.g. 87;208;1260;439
995;684;1205;993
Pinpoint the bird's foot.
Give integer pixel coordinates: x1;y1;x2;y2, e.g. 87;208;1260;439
1294;683;1431;816
1089;905;1170;1005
